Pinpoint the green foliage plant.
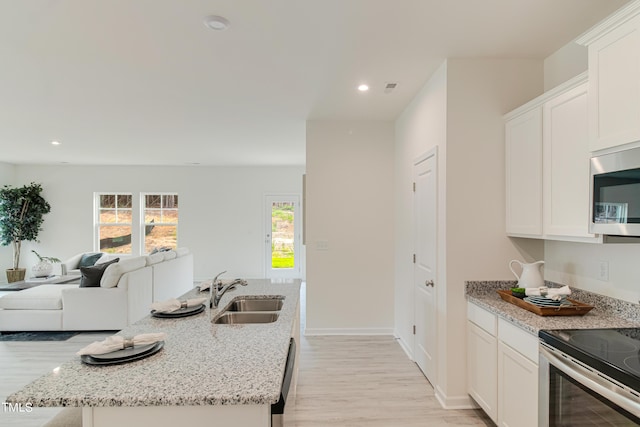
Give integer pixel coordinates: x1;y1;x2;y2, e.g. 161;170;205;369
31;250;61;263
0;183;51;270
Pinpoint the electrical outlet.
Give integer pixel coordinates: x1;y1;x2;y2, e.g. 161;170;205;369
598;261;609;282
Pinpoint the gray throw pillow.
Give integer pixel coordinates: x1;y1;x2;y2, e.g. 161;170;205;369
79;258;119;288
78;253;103;268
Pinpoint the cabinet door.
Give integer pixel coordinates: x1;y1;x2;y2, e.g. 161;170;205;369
543;83;598;241
498;341;538;427
505;108;543;237
588;14;640;152
467;321;498;422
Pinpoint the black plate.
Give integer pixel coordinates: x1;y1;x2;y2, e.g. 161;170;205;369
81;341;164;366
88;342;158;361
151;304;205;318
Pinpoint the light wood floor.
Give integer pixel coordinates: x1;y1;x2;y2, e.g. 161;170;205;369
288;335;493;427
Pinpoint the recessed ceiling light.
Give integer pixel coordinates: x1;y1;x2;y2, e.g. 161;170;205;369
51;141;61;146
358;84;369;92
204;15;230;31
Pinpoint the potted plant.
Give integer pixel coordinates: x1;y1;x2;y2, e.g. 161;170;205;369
0;183;52;282
31;250;61;278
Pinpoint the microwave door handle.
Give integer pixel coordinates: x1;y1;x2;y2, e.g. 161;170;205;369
540;346;640;418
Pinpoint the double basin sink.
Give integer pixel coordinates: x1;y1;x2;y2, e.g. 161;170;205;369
213;297;284;324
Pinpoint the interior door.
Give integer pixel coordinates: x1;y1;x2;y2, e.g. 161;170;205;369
265;195;301;279
413;149;437;385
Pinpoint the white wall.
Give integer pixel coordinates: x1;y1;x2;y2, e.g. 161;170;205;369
305;120;395;334
394;59;544;408
7;165;305;282
544;42;588;91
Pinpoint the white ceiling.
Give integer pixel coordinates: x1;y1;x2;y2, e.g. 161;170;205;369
0;0;628;166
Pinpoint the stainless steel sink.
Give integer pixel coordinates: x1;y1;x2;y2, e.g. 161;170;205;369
227;298;284;312
213;312;279;324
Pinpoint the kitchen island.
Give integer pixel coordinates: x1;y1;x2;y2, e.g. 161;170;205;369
7;279;301;427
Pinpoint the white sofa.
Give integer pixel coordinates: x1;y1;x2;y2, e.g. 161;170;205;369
0;248;194;332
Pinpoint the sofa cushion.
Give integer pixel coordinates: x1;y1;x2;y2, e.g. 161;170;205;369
145;253;164;266
163;250;177;261
100;256;147;288
78;253;103;268
80;258;119;288
0;285;78;310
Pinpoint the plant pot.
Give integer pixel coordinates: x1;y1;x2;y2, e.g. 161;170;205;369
31;260;53;278
6;268;26;283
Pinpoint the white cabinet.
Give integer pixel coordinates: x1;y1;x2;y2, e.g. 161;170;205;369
467;302;538;427
505;107;543;237
467;304;498;422
542;82;597;241
577;4;640;152
505;73;600;242
497;318;539;427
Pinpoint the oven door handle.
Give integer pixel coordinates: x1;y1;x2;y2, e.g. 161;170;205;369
540;345;640;418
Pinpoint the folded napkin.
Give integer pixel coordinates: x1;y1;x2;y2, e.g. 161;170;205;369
197;280;213;291
525;285;571;301
151;297;208;313
76;332;166;356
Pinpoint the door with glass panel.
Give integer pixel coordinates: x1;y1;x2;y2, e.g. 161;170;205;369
265;195;301;278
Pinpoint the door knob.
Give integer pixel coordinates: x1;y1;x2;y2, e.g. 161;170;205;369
425;280;434;287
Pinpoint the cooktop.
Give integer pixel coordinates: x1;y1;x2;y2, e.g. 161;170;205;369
539;328;640;392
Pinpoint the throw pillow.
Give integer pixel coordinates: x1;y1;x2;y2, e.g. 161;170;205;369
79;258;119;288
78;253;103;268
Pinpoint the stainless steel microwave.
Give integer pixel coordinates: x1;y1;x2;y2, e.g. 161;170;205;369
590;146;640;236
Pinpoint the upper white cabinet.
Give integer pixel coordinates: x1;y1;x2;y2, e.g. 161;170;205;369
505;73;599;242
505;107;543;237
543;82;596;240
577;3;640;152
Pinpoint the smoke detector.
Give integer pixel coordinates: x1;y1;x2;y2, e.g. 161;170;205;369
204;15;230;31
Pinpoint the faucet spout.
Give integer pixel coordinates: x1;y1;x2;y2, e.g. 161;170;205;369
209;271;227;308
211;278;247;308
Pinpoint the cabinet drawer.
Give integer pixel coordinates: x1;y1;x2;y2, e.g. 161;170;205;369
467;302;497;336
498;318;538;363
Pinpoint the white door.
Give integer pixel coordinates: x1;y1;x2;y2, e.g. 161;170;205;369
265;195;301;279
413;149;437;385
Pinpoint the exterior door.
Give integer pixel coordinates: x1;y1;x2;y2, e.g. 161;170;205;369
265;195;301;279
413;149;437;385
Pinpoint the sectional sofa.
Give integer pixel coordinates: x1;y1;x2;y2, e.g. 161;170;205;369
0;248;194;332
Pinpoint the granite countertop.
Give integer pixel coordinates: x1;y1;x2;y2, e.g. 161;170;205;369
8;279;301;407
466;280;640;335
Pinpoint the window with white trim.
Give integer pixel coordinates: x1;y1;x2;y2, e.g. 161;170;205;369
96;193;133;254
142;193;179;254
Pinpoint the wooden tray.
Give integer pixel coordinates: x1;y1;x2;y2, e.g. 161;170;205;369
496;290;594;316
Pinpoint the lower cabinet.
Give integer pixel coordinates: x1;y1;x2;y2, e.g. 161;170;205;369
498;341;538;427
467;302;538;426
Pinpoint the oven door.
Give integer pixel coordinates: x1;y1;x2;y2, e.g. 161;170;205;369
539;343;640;426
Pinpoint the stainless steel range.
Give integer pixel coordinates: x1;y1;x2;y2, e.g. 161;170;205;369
539;328;640;426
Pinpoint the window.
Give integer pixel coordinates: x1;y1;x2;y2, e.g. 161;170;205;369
142;193;178;254
96;193;133;254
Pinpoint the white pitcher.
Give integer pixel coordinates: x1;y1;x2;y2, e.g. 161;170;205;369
509;260;544;288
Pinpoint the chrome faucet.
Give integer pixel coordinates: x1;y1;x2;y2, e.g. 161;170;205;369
210;274;248;308
209;270;226;308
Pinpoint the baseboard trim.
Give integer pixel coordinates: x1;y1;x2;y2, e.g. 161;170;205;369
435;385;477;410
304;327;394;336
394;334;414;360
